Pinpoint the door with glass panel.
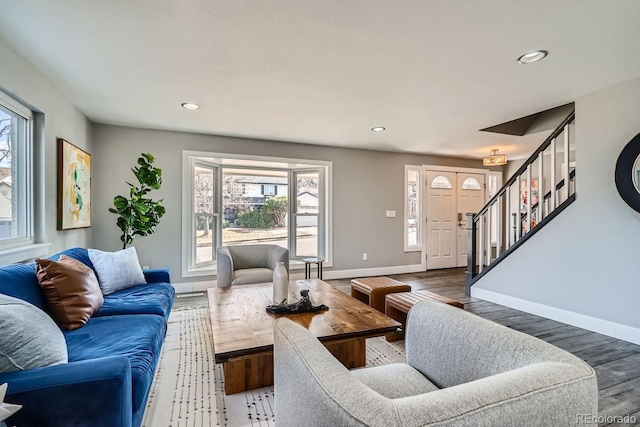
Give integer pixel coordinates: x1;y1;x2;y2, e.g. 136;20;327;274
425;170;486;270
426;171;457;269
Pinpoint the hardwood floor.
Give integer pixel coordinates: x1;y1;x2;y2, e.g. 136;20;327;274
182;269;640;426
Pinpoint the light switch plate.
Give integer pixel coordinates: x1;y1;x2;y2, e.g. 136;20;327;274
385;210;396;217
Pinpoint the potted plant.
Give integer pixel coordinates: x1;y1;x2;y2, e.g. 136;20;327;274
109;153;166;249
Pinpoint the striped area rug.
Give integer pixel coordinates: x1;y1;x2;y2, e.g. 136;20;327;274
142;307;405;427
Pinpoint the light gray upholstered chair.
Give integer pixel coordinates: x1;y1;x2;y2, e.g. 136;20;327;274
274;300;598;427
216;244;289;287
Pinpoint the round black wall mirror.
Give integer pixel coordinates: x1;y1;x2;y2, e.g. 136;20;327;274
615;132;640;213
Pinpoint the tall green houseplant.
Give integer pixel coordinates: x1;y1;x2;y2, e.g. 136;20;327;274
109;153;166;249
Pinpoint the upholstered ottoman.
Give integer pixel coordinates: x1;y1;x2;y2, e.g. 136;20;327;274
350;277;411;313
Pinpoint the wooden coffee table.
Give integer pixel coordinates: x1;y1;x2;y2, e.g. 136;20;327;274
208;279;401;394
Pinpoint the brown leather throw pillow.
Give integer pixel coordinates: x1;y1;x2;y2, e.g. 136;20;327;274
35;255;104;330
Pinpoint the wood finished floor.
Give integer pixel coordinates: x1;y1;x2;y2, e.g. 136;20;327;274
176;269;640;426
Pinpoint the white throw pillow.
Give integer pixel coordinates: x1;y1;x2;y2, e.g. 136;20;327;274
88;247;147;295
0;293;68;373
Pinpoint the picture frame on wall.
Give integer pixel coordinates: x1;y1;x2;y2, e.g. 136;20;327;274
57;138;91;230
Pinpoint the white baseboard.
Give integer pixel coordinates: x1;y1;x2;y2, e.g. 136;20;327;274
471;287;640;345
173;263;425;293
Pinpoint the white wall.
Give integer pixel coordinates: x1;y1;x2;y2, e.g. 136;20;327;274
91;124;487;283
473;76;640;344
0;35;92;255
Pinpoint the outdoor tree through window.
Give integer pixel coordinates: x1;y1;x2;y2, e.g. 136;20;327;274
0;92;31;246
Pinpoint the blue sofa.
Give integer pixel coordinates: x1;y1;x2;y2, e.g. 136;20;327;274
0;247;175;427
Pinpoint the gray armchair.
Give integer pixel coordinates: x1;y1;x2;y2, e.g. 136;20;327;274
274;299;598;426
216;244;289;287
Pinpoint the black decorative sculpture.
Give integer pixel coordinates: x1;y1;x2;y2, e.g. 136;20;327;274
266;289;329;314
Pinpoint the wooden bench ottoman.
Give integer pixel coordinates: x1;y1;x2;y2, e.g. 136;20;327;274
385;290;464;341
350;277;412;313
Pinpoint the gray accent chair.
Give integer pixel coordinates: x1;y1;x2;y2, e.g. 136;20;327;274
274;300;598;426
216;244;289;287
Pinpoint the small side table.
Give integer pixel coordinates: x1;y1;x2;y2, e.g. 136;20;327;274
303;257;324;279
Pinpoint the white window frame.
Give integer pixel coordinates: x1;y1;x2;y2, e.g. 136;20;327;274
290;168;324;259
191;160;220;269
404;165;422;252
182;151;333;278
0;90;49;264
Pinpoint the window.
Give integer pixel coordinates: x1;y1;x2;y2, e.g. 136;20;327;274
405;166;422;251
292;170;322;258
262;184;276;196
430;175;452;189
461;177;482;190
183;152;332;276
0;90;33;249
192;162;218;267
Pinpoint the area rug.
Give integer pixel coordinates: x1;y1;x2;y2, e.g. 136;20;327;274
142;306;406;427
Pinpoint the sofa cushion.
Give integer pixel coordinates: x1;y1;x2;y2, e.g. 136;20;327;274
0;294;68;373
94;282;175;320
0;263;46;311
35;255;104;330
88;247;146;295
351;363;439;399
232;268;273;285
64;314;166;415
49;247;96;271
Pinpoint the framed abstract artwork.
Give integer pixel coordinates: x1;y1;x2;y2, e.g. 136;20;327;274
57;138;91;229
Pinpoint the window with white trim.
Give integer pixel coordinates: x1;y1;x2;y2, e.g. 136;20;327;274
183;152;332;276
0;90;33;249
404;166;422;251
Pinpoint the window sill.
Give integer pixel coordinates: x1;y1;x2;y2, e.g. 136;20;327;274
183;260;334;278
0;243;52;266
183;265;216;278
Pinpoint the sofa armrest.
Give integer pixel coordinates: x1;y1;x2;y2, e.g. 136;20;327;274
1;356;133;427
216;246;233;287
143;268;171;284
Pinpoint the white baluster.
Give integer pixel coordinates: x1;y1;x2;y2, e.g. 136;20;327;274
551;138;557;210
564;124;570;200
538;152;544;221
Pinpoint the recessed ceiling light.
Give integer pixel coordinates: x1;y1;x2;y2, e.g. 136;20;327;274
517;50;548;64
181;102;200;110
371;127;386;132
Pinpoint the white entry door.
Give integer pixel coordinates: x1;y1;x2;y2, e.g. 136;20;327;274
426;170;486;270
426;171;457;269
456;173;486;267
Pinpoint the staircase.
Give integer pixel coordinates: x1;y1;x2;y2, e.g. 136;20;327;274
466;110;576;294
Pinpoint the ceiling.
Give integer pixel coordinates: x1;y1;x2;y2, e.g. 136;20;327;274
1;1;639;160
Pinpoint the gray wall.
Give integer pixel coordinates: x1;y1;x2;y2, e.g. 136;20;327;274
0;35;93;254
474;76;640;331
92;124;486;282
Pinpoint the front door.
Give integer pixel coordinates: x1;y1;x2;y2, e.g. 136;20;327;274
426;171;457;269
425;170;486;270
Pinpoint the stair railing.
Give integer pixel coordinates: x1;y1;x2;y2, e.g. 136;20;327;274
466;111;576;294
